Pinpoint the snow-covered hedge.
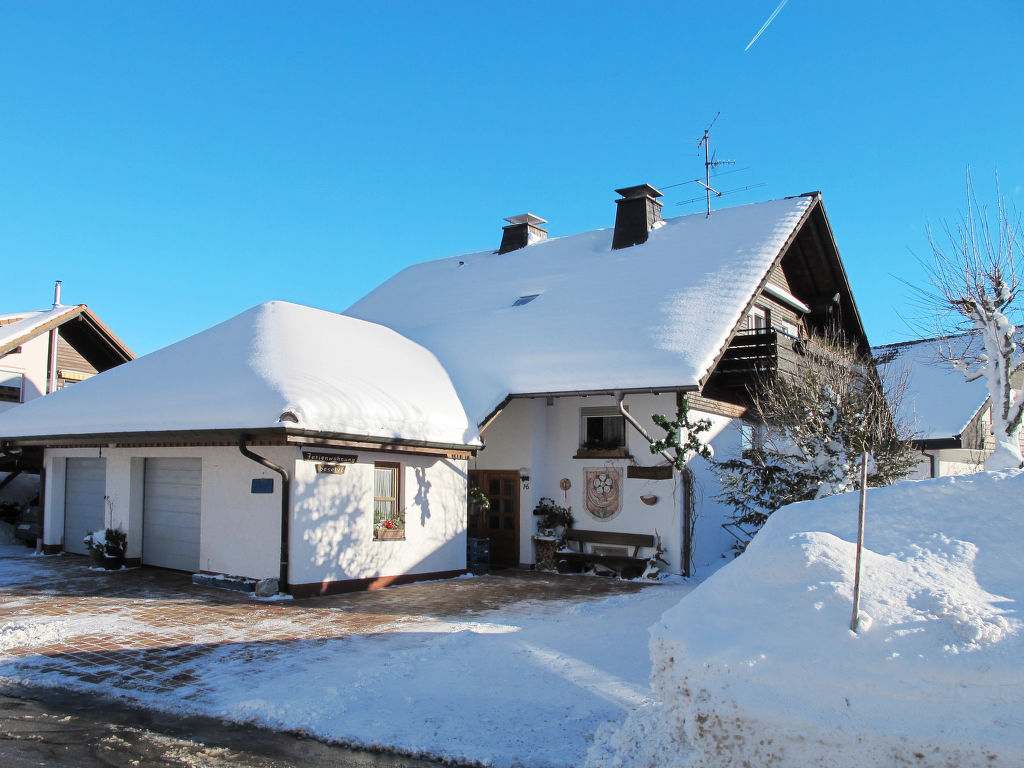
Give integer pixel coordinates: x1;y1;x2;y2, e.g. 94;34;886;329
590;471;1024;767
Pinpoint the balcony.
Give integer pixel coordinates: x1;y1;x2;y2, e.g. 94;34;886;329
712;329;806;389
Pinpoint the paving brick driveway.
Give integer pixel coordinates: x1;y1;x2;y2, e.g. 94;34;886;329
0;547;652;701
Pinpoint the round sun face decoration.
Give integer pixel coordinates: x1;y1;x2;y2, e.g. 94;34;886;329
584;467;622;520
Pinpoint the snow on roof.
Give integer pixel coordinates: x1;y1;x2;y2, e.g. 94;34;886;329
0;301;480;447
0;306;82;351
874;335;990;440
346;195;814;426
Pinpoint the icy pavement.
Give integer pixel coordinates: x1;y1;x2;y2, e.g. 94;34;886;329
0;546;694;767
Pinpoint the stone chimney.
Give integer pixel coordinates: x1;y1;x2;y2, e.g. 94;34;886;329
611;184;663;250
498;213;548;254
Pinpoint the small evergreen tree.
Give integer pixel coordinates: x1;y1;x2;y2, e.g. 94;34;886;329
650;393;713;469
713;334;918;545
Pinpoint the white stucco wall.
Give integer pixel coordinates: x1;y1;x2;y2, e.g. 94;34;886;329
0;333;49;414
42;443;469;589
290;451;467;586
44;445;284;579
474;393;740;576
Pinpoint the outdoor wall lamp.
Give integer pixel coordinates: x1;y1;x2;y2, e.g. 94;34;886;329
519;467;530;490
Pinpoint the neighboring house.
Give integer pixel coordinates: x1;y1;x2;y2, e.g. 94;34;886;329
0;297;133;499
874;334;1024;478
347;186;869;576
0;302;480;596
0;301;133;413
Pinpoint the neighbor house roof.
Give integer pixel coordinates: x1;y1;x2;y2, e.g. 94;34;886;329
346;194;818;426
0;304;133;367
873;335;990;442
0;301;480;449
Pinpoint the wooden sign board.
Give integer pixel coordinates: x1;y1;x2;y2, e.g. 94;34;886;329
316;463;347;475
445;450;471;461
303;451;357;463
627;465;673;480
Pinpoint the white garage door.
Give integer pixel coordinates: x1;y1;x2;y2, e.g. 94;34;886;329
143;458;201;572
64;458;107;555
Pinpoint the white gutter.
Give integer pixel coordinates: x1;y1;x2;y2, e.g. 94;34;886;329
762;282;811;314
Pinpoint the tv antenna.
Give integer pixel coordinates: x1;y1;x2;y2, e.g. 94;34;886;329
663;114;766;216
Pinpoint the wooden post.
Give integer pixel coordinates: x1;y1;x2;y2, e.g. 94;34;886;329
850;449;869;632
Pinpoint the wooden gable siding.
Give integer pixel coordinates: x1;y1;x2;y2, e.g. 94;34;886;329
56;332;99;377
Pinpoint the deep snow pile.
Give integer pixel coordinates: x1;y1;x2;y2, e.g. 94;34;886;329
589;471;1024;767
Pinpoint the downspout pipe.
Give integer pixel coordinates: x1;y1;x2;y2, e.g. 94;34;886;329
238;436;290;594
617;392;675;466
617;392;692;578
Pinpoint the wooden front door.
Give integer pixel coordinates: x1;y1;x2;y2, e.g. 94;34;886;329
468;470;520;569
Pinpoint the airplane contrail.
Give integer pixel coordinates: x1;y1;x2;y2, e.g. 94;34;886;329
745;0;789;51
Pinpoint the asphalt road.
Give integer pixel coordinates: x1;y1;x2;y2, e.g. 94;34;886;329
0;685;444;768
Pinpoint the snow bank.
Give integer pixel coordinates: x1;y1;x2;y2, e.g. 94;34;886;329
589;471;1024;767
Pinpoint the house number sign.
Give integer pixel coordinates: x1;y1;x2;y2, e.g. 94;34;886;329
584;467;622;521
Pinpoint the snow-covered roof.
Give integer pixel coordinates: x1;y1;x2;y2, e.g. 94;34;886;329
0;306;82;351
346;195;815;426
873;335;989;441
0;301;480;448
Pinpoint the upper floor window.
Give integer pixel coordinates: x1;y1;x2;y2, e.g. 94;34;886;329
0;368;23;403
747;306;768;331
580;407;626;451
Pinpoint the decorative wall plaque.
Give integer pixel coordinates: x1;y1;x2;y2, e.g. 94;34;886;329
584;467;622;521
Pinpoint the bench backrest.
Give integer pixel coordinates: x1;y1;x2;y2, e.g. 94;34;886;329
564;529;656;548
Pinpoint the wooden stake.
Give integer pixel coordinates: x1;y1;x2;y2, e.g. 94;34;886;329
850;449;869;632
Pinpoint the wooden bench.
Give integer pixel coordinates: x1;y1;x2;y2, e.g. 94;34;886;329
557;529;661;579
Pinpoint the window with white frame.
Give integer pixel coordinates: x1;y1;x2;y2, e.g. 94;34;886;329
0;368;23;403
580;407;626;451
373;462;404;538
747;306;768;331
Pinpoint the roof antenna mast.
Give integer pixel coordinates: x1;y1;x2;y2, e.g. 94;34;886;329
696;113;734;218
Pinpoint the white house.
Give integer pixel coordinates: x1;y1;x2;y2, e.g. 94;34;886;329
0;187;871;590
874;334;1024;478
347;186;869;576
0;302;480;596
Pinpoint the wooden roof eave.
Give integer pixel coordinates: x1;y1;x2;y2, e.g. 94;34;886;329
1;425;480;457
697;192;821;391
477;384;701;433
0;306;85;357
76;308;135;362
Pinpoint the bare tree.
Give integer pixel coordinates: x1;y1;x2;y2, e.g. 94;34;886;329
921;171;1024;470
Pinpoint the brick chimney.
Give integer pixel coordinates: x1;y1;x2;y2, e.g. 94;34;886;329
498;213;548;254
611;184;663;250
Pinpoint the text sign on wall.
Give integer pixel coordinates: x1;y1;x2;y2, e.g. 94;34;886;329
302;451;357;463
316;463;346;475
251;478;274;494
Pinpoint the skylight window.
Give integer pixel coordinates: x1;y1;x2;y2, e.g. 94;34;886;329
512;294;540;307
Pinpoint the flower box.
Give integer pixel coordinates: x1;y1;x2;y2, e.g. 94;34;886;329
375;528;405;541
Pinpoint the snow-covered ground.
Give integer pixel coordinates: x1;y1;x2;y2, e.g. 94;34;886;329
589;470;1024;767
0;556;693;767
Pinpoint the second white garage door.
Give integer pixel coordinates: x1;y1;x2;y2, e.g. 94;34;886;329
143;458;201;572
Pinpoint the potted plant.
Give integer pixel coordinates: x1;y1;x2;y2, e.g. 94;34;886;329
374;507;406;540
532;497;574;571
83;527;127;570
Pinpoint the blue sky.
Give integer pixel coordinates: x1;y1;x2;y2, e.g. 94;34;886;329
2;1;1022;354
